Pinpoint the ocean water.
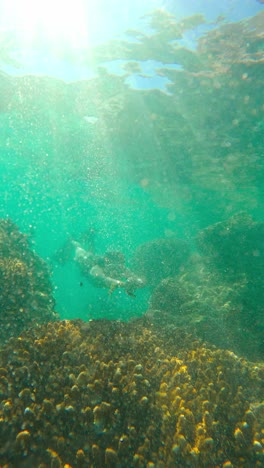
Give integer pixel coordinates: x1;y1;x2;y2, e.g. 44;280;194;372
0;2;264;466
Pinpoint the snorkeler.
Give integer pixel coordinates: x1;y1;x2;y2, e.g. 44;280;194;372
55;238;145;297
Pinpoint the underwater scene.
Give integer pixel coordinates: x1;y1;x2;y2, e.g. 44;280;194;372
0;0;264;466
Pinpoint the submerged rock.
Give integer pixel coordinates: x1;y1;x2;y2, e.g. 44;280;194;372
132;237;190;288
0;218;58;344
148;253;255;357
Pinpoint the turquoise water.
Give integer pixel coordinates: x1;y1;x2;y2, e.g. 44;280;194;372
0;3;264;467
1;3;264;336
0;4;264;333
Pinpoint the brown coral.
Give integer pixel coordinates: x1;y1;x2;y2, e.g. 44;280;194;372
0;218;58;344
0;319;263;467
0;257;30;309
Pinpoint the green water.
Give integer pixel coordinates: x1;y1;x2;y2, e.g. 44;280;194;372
0;7;264;354
0;5;264;467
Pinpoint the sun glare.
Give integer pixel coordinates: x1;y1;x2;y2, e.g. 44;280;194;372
6;0;94;49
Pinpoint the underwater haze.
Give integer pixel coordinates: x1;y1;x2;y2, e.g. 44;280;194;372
0;1;264;466
0;0;263;322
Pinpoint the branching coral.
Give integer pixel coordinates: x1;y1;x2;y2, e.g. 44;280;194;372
0;320;263;467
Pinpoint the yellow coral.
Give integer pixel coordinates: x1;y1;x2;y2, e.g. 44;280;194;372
0;320;263;467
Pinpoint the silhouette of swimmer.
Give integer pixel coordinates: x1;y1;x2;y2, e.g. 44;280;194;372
56;237;145;297
73;242;145;296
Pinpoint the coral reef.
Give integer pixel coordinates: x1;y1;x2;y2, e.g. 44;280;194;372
148;254;250;354
132;238;190;288
196;212;264;278
0;219;58;344
196;213;264;358
149;253;245;317
149;213;264;360
0;319;263;467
